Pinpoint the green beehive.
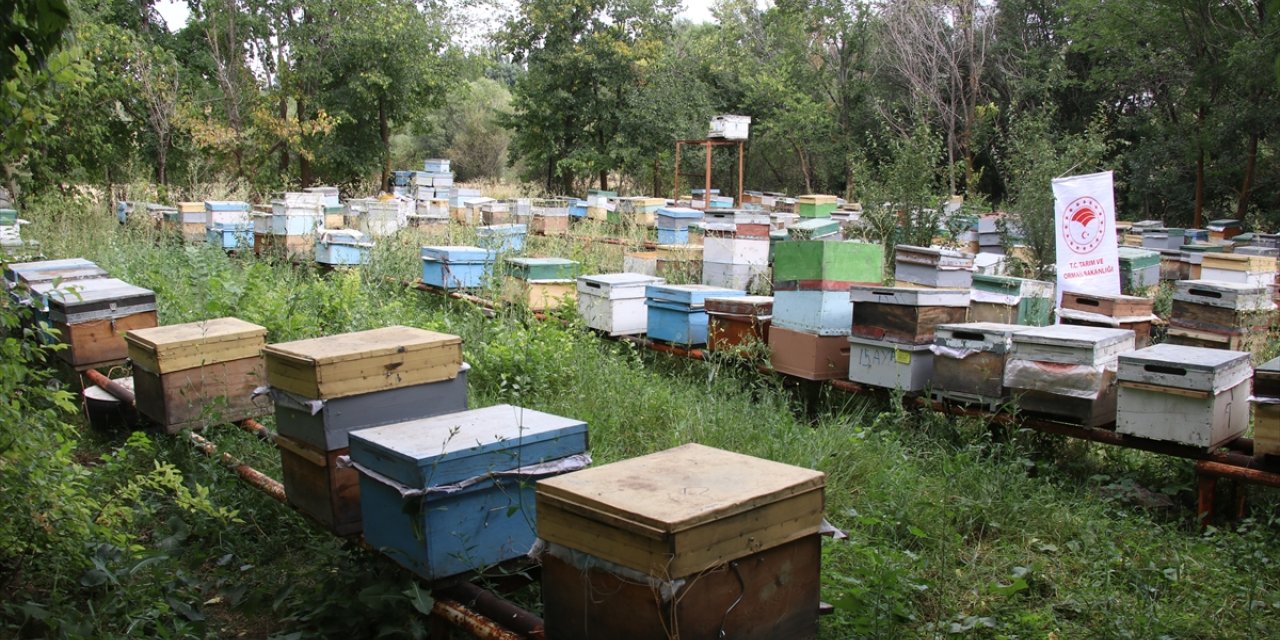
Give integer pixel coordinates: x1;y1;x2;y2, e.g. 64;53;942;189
788;218;840;240
796;195;838;219
971;274;1055;326
0;209;17;225
1182;243;1225;254
504;257;579;281
772;240;883;284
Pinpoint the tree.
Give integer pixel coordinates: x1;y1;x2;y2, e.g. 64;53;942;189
500;0;680;194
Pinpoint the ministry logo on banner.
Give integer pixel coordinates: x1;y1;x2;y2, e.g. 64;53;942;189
1052;171;1120;302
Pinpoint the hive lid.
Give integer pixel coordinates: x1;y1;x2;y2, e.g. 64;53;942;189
849;285;970;307
263;326;460;367
350;404;587;486
656;206;702;219
46;278;156;314
1011;325;1134;365
577;272;664;287
125;318;267;373
420;245;494;262
1117;344;1252;392
535;443;824;535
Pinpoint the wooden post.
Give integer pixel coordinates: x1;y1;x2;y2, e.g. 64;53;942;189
673;142;682;201
704;141;712;209
738;141;745;207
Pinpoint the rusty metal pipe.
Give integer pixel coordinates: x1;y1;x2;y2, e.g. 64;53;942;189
84;368;135;405
238;418;277;444
437;582;545;640
1196;459;1280;488
188;431;287;503
432;598;523;640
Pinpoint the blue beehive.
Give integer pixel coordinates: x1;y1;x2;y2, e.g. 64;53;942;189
773;290;853;336
315;230;373;266
207;222;253;249
349;404;589;581
569;199;588;219
645;284;746;346
656;227;689;245
476;224;527;253
421;245;496;289
204;200;251;212
656;206;703;231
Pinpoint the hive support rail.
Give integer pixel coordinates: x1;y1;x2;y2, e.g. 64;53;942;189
81;368;543;640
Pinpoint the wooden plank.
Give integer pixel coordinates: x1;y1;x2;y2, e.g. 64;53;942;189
1117;380;1211;400
851;303;968;345
277;434;362;536
54;312;158;366
132;356;267;432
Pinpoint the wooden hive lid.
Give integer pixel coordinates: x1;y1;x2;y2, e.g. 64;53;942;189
1118;343;1252;392
536;443;824;536
262;325;460;367
125;318;266;373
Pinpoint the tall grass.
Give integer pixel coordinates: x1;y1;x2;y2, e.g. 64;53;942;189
6;191;1280;639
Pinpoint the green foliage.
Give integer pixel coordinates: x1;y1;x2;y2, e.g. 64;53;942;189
1000;107;1112;279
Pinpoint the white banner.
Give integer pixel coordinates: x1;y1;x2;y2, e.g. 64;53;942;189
1053;171;1120;305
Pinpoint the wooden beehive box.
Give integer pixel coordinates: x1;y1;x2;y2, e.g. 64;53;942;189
796;194;838;218
1060;291;1154;318
263;326;462;399
768;325;850;380
969;274;1054;327
772;290;854;336
576;273;665;336
1170;280;1275;334
125;318;268;432
46;278;158;366
931;322;1034;404
4;257;106;290
706;295;773;350
646;284;746;346
772;240;883;287
1115;344;1252;449
1005;325;1134;427
538;444;823;640
277;432;363;536
536;443;824;578
894;245;974;289
273;363;469;451
352;404;588;580
849;286;969;345
1253;357;1280;457
846;335;934;392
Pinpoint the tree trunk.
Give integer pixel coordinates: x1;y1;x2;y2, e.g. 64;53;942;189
1193;106;1205;228
278;94;290;177
652;154;661;198
1235;131;1259;220
157;147;167;186
379;97;391;193
546;155;555;194
298;97;312;187
599;170;608;191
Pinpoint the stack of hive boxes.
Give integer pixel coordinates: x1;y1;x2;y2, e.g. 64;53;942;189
846;285;969;392
266;192;325;258
655;206;702;245
613;197;664;227
706;295;773;351
796;194;837;219
1166;280;1276;356
448;188;486;221
502;257;580;311
537;443;826;640
420;246;497;290
264;326;466;536
126;318;268;433
315;229;374;267
655;244;703;282
1200;253;1277;287
1118;247;1161;293
1057;291;1158;348
701;209;770;291
362;197;408;237
969;274;1054;326
1003;325;1135;427
1115;344;1252;449
46;278;158;367
769;240;883;380
351;404;589;580
205;200;253;250
977;215;1004;255
1251;357;1280;456
530;198;570;236
894;245;974;289
577;273;666;336
177;202;207;243
586;189;616;221
931;323;1035;408
413;158;454;203
480;200;514;226
645;283;745;347
1179;243;1223;280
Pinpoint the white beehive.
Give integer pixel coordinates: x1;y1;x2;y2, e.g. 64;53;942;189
709;115;751;140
